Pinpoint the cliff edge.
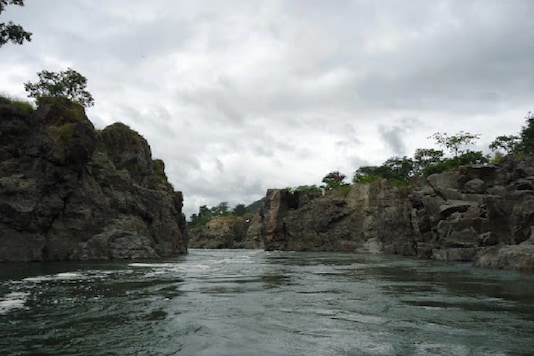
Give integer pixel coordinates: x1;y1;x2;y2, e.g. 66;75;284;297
0;97;187;261
260;156;534;271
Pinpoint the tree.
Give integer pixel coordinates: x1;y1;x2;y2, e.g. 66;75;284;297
188;205;212;228
518;112;534;153
0;0;31;47
210;202;229;216
322;171;347;190
353;157;414;183
489;135;520;155
422;150;487;177
382;156;414;181
413;148;444;173
429;131;480;157
232;204;248;217
24;68;95;107
198;205;211;218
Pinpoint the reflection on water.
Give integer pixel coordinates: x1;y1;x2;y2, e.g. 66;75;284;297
1;249;533;355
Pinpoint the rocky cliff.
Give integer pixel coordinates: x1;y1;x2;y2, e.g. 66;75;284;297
260;156;534;271
261;184;413;253
0;97;187;261
188;213;263;249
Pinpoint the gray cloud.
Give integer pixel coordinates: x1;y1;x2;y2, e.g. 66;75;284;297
1;0;533;217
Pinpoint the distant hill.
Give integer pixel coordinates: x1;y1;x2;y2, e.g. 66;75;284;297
246;199;263;213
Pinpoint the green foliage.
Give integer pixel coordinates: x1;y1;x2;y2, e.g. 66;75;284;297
422;150;488;176
337;184;352;197
295;185;323;196
489;151;504;163
232;204;248;217
413;148;444;172
353;145;487;183
152;159;167;181
0;94;34;114
429;131;480;157
321;171;347;190
188;201;256;228
211;202;230;216
89;151;110;171
188;205;212;228
353;173;381;184
353;156;414;184
354;166;384;183
0;0;32;47
24;68;94;107
382;156;414;181
489;135;521;155
49;122;75;146
517;112;534;154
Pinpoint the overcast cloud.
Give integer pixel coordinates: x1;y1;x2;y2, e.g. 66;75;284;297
1;0;533;217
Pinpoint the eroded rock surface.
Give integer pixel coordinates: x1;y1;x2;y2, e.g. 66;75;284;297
0;97;186;261
188;213;264;249
259;156;534;271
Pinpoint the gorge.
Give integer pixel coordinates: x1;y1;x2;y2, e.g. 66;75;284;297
2;97;534;272
190;156;534;272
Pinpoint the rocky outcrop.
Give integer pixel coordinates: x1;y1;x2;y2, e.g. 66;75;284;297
188;213;264;249
261;183;413;253
411;156;534;271
0;97;187;261
259;155;534;271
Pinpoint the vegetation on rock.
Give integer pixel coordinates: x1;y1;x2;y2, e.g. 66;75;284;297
308;114;534;195
24;68;95;107
0;94;33;114
321;171;348;191
188;201;258;228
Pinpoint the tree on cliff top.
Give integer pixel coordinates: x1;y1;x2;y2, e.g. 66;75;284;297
24;68;95;107
429;131;480;158
0;0;32;47
518;112;534;153
322;171;347;190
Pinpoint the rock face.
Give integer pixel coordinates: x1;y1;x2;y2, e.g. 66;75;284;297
261;183;413;253
259;156;534;271
188;213;264;249
0;97;187;261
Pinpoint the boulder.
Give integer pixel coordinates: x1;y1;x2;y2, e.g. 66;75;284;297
464;178;486;194
475;243;534;271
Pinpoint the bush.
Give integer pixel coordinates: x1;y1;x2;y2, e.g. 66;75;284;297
353;174;382;184
422;151;487;176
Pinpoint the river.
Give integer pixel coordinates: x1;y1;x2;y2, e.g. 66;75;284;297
1;249;533;355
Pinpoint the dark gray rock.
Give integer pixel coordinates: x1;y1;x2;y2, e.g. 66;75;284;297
475;242;534;271
464;178;486;194
0;97;186;261
257;156;534;271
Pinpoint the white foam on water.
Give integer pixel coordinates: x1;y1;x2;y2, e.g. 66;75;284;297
23;275;53;283
23;271;85;283
55;272;83;280
129;263;177;268
0;291;29;315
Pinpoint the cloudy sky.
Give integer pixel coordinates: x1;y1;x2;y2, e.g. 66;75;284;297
1;0;533;217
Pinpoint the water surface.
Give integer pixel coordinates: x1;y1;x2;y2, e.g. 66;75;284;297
1;249;533;355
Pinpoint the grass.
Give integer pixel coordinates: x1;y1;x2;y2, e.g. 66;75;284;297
0;93;35;115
